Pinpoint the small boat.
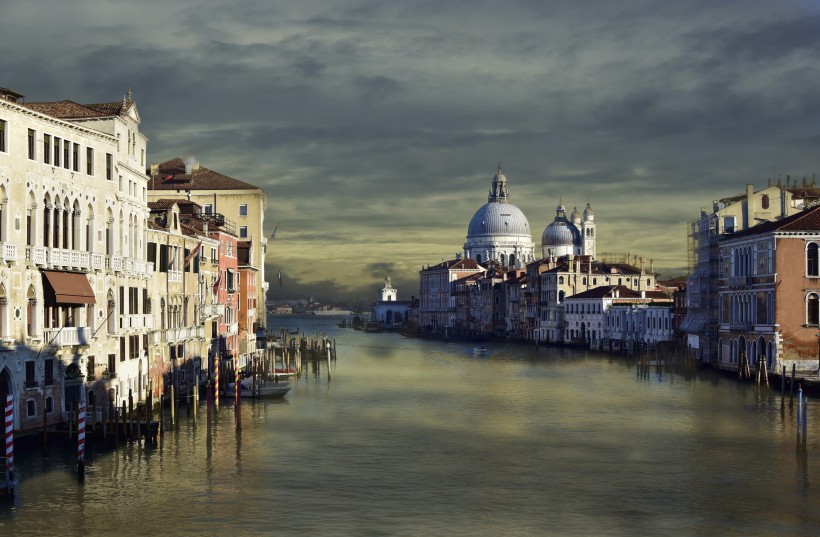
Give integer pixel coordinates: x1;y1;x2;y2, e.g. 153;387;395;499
473;345;488;355
227;377;291;398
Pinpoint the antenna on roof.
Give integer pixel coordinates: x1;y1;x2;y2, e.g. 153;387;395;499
270;223;279;240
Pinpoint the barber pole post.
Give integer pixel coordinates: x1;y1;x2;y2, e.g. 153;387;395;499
4;395;13;496
77;402;86;481
235;356;241;431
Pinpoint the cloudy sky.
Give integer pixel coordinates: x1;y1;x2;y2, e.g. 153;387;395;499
3;0;819;304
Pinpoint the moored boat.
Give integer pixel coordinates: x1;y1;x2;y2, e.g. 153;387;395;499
227;377;291;398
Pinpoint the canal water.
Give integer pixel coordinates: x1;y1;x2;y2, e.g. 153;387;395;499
2;315;819;536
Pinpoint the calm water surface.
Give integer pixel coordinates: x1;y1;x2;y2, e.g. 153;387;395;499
2;316;819;536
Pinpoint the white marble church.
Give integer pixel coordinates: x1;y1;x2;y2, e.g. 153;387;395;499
463;165;596;267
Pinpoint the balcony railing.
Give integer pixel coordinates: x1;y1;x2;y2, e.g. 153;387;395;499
0;242;17;263
728;321;754;332
44;326;91;347
109;256;123;272
169;270;183;283
201;303;225;319
91;252;104;271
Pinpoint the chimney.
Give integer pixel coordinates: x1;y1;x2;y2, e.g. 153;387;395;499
649;259;654;273
640;257;646;275
192;162;200;172
641;290;646;299
150;163;159;176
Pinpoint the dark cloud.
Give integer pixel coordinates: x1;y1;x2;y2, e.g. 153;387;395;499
2;0;819;302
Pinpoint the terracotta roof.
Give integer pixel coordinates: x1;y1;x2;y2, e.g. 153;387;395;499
424;258;483;271
568;285;669;300
727;205;820;239
148;200;178;211
148;157;261;191
23;99;130;119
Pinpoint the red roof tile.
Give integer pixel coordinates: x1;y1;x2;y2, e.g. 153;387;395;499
148;158;261;191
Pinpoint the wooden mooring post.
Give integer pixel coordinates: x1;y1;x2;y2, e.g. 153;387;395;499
3;395;14;498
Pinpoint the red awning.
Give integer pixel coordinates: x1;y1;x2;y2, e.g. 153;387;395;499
41;270;96;305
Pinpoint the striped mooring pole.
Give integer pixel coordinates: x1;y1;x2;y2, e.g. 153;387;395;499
4;395;14;496
77;402;86;481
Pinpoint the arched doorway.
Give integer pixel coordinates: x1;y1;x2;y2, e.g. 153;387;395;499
0;367;12;407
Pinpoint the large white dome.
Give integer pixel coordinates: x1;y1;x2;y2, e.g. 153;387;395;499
463;165;535;268
467;201;531;238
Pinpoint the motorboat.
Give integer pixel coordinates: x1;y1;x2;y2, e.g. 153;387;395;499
473;345;488;355
227;377;291;398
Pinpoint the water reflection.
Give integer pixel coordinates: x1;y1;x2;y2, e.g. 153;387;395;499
1;316;819;536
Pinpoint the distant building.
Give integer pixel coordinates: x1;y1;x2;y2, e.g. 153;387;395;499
371;276;411;330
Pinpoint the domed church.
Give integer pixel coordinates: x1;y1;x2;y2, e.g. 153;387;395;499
463;165;535;268
541;201;596;258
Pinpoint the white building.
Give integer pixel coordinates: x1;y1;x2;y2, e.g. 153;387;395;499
541;202;596;259
464;165;535;269
0;87;153;431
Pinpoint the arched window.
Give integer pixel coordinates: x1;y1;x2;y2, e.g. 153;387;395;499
558;276;564;284
762;195;769;210
558;290;565;303
808;243;819;276
807;293;819;325
26;285;37;338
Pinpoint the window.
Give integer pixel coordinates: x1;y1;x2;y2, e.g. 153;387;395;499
28;129;36;159
72;143;79;171
204;204;213;215
27;399;36;417
239;226;248;238
724;216;736;234
106;153;113;180
64;141;70;169
0;119;5;152
44;358;54;385
808;293;819;325
87;147;94;175
45;396;53;414
54;137;61;167
762;195;770;210
808;243;820;277
26;360;36;387
239;204;248;216
44;134;51;164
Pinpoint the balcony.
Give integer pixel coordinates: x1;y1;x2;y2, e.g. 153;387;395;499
0;242;17;263
728;321;754;332
226;322;239;336
169;270;183;283
201;303;225;319
119;314;154;331
109;256;123;272
44;326;91;347
91;252;104;271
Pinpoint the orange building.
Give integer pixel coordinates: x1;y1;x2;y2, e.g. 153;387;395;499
717;205;820;375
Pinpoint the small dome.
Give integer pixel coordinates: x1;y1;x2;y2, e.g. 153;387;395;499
542;220;580;247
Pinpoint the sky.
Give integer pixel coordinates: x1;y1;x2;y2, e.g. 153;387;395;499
3;0;820;304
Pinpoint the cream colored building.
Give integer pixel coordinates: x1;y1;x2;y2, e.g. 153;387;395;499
147;158;268;331
0;87;152;431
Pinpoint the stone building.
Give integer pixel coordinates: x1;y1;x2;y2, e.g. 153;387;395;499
148;158;268;333
0;87;152;431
